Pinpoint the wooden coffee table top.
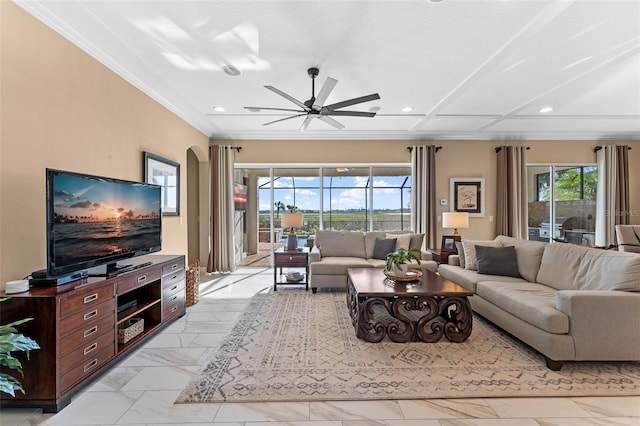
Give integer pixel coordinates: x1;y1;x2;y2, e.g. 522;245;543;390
347;267;472;297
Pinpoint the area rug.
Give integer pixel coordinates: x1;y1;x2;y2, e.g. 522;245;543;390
176;291;640;403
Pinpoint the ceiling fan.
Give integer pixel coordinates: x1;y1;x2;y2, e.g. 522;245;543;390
245;67;381;131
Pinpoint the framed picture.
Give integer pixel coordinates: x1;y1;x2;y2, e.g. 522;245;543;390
441;235;461;253
144;152;180;216
450;177;485;217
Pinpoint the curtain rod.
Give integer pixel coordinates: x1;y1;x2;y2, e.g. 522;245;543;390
494;146;530;153
594;145;631;152
406;146;442;152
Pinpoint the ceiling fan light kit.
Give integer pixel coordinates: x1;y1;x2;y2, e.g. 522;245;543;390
245;67;380;131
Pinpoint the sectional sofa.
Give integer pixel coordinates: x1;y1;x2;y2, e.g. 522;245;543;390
309;230;438;292
438;235;640;369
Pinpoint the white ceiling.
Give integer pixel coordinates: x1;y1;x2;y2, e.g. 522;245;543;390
16;0;640;141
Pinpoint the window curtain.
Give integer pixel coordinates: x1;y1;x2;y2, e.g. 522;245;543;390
411;145;437;249
495;146;528;238
595;144;630;247
207;145;236;273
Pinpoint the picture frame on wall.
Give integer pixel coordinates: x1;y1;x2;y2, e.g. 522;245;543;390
449;177;485;217
441;235;461;253
144;152;180;216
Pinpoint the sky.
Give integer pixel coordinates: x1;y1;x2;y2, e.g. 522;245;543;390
258;175;411;212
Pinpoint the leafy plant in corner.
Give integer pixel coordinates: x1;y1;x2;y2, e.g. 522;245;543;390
385;248;421;273
0;298;40;397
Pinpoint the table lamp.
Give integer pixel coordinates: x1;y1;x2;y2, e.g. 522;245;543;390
442;212;469;236
281;212;303;250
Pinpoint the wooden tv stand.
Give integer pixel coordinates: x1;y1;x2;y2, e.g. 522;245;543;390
0;255;186;412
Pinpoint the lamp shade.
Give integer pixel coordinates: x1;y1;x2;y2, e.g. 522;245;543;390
442;212;469;233
281;212;303;229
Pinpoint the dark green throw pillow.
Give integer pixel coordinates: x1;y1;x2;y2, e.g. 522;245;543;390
475;245;520;278
372;238;397;260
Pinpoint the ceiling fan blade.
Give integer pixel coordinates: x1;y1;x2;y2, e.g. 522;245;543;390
318;115;345;130
244;106;305;113
300;116;314;132
312;77;338;110
265;85;311;111
324;93;381;111
324;110;376;117
263;113;306;126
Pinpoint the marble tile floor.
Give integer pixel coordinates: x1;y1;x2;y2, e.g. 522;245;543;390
2;267;639;426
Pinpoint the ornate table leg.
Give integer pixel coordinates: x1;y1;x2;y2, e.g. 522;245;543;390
439;296;473;343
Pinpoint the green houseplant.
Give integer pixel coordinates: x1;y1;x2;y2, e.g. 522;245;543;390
385;248;421;276
0;298;40;397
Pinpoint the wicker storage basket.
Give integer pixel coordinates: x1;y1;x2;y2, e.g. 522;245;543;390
186;260;200;307
118;318;144;344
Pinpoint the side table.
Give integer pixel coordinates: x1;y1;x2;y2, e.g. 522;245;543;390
426;248;453;264
273;247;309;291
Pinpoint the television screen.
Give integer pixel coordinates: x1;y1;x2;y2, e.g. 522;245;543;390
234;183;247;211
46;169;162;277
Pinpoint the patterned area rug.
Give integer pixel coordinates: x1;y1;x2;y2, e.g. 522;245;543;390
176;291;640;403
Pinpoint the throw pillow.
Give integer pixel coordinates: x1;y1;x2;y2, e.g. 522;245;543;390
455;241;466;268
372;238;397;260
387;233;411;250
461;239;503;270
409;233;425;250
475;245;521;278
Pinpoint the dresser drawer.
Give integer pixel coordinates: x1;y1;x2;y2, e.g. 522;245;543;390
163;269;185;289
60;328;115;375
117;266;162;294
162;259;185;277
163;289;185;321
60;281;115;318
60;299;115;353
60;342;115;393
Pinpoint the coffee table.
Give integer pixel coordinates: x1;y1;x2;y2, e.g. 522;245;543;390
346;268;473;343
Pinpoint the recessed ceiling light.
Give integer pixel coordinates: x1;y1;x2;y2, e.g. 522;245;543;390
539;106;553;113
368;106;381;113
213;106;226;112
222;64;241;76
247;107;261;112
401;106;413;112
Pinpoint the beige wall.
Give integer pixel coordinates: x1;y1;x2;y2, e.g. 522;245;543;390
233;139;639;242
0;3;209;286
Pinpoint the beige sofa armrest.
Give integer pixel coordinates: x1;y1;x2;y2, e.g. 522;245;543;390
309;246;321;263
556;290;640;360
447;254;461;266
420;250;433;261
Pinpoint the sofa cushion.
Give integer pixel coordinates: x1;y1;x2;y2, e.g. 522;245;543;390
461;239;503;270
476;245;520;278
477;281;569;334
409;233;425;250
371;238;397;260
315;230;366;258
388;233;411;250
496;235;547;282
309;257;373;275
455;241;466;268
438;264;527;293
574;249;640;291
536;243;591;290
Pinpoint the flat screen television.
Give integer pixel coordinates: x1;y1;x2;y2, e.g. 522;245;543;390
234;183;247;211
46;168;162;277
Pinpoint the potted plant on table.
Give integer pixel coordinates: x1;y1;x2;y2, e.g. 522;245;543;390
385;248;421;276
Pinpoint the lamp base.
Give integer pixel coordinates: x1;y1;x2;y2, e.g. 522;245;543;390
287;233;298;250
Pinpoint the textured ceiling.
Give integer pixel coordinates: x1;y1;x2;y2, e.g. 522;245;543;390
15;0;640;141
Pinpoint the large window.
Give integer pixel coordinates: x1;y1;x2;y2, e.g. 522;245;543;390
536;166;597;202
252;165;411;246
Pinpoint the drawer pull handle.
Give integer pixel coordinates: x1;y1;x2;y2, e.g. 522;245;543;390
170;285;178;291
84;326;98;338
289;256;293;260
84;359;98;372
171;264;178;270
84;293;98;304
170;295;178;302
137;275;147;283
84;342;98;355
171;305;178;313
171;274;178;280
83;310;98;321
